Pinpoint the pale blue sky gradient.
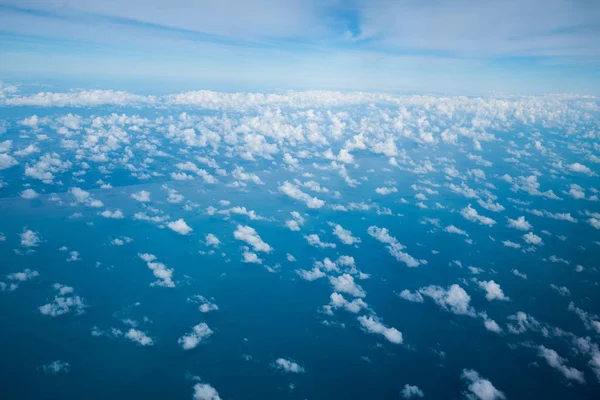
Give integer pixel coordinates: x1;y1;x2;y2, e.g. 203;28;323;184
0;0;599;95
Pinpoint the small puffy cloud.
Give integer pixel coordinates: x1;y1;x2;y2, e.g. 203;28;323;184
357;315;403;344
20;188;39;199
477;280;509;301
523;232;543;245
419;284;475;316
205;233;220;247
178;323;213;350
39;284;86;317
329;274;365;297
568;162;595;176
193;382;222;400
42;360;70;374
375;186;398;195
398;289;424;303
274;358;304;373
69;187;103;208
461;369;505;400
538;346;585;384
506;216;532;231
101;209;124;219
329;292;368;313
20;228;41;247
131;190;151;202
125;328;154;346
0;153;18;170
502;240;521;249
444;225;469;236
329;223;361;245
588;218;600;229
167;219;193;235
279;181;325;209
234;225;272;252
461;205;496;227
295;266;326;281
367;226;419;267
242;251;262;264
305;234;336;249
401;384;424;399
139;253;175;288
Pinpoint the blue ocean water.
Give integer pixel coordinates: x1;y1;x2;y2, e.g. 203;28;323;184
0;93;599;400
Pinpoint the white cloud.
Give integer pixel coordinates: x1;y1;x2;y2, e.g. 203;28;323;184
193;382;222;400
205;233;221;247
125;328;154;346
329;292;368;313
234;225;272;252
39;284;85;317
274;358;304;373
445;225;468;236
375;186;398;195
568;162;595;176
538;346;585;384
20;188;39;199
304;234;336;249
461;369;506;400
506;216;532;231
329;274;366;297
295;266;326;281
398;289;424;303
419;284;475;316
279;181;325;209
367;226;419;267
0;153;18;170
242;251;262;264
167;218;193;235
477;280;509;301
329;223;361;245
401;384;424;399
20;228;41;247
461;204;496;226
523;232;543;245
178;323;213;350
357;315;403;344
101;209;124;219
139;253;175;288
131;190;151;202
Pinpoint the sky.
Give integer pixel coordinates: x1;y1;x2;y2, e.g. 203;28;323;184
0;0;599;94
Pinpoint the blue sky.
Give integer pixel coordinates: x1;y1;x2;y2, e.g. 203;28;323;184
0;0;599;94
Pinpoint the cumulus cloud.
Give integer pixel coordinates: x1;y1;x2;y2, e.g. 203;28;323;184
178;323;213;350
131;190;151;202
329;274;366;297
205;233;221;247
193;382;222;400
20;188;39;199
167;219;193;235
357;315;403;344
538;346;585;384
419;284;475;316
329;222;361;245
523;232;543;245
445;225;468;236
477;280;509;301
568;162;595;176
39;284;86;317
401;384;424;399
506;216;532;231
279;181;325;209
20;228;41;247
125;328;154;346
367;226;419;267
234;225;272;252
138;253;175;288
461;205;496;227
461;369;505;400
304;234;336;249
274;358;304;373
